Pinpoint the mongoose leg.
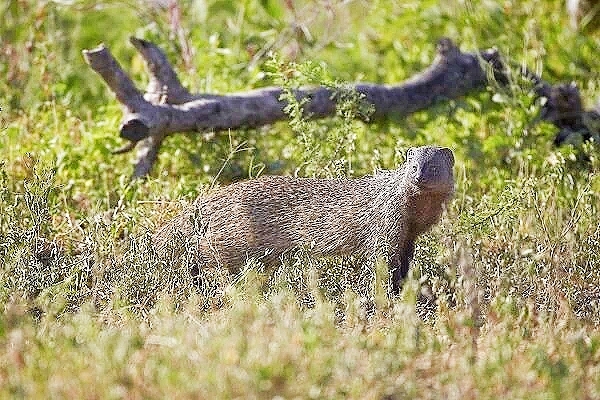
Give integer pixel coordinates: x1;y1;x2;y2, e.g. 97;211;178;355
390;240;415;295
188;252;211;288
190;263;200;280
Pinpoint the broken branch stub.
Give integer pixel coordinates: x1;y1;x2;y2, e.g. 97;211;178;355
129;37;196;105
82;44;148;112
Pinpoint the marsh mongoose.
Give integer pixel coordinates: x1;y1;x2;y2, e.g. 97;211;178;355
153;146;455;295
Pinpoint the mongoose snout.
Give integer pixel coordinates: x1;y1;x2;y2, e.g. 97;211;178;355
407;146;455;192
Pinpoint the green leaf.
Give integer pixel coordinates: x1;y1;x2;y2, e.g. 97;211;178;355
260;0;285;20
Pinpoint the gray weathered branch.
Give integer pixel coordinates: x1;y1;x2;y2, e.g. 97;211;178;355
83;37;598;178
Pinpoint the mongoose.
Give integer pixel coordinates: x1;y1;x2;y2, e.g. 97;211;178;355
153;146;455;295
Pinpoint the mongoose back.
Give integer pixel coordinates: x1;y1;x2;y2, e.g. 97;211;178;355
153;146;455;294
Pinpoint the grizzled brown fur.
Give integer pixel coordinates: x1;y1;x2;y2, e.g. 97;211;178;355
153;146;455;294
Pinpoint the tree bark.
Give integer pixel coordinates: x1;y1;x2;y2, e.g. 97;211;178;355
82;37;598;178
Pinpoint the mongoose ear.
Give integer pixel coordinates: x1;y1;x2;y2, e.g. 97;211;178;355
406;147;416;161
442;148;455;166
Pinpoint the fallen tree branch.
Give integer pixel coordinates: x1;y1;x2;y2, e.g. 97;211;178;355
83;37;598;178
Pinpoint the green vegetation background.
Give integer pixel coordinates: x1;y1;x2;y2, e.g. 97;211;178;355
1;0;600;398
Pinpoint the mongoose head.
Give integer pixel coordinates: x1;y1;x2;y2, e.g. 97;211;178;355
405;146;455;193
